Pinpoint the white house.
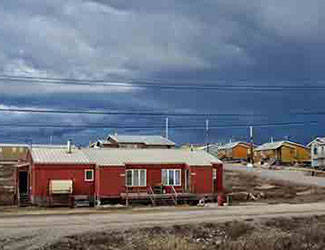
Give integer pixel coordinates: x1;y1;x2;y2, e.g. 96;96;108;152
308;137;325;169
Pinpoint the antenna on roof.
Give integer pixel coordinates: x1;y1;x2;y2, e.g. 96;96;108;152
205;119;209;153
249;126;254;165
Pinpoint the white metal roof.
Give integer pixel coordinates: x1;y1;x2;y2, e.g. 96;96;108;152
31;148;90;164
218;141;250;150
0;143;71;149
307;137;325;147
254;141;307;151
108;134;175;146
83;148;221;166
31;148;221;166
255;141;286;151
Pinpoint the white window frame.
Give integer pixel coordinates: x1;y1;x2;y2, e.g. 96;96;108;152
162;169;181;186
212;169;217;180
125;169;147;187
84;169;94;182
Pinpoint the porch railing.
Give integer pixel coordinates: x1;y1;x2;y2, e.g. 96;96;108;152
147;186;156;206
171;186;178;205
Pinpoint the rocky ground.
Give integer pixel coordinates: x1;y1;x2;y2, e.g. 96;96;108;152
224;168;325;204
43;215;325;250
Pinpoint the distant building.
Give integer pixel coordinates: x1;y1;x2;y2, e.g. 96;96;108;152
254;141;310;165
308;137;325;169
180;144;206;151
90;134;176;149
217;142;251;161
180;143;222;157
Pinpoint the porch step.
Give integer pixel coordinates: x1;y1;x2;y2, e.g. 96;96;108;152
153;196;177;206
19;193;31;207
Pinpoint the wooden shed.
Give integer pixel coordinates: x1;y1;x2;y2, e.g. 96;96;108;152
0;143;71;206
217;142;251;161
28;148;223;207
254;141;310;165
0;144;29;205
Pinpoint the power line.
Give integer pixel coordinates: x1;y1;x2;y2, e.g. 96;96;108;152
0;108;266;117
0;74;325;91
0;107;323;117
0;121;317;129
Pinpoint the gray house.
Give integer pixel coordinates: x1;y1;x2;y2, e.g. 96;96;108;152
90;134;176;149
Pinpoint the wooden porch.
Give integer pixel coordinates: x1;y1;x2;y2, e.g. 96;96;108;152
120;186;212;206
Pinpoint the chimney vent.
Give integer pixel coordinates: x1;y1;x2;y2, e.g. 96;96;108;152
67;139;72;153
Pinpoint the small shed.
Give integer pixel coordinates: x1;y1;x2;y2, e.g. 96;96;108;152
254;141;310;165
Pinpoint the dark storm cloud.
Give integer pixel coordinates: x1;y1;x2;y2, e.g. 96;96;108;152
0;0;323;145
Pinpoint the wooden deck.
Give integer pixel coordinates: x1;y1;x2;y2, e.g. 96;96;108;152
120;192;195;199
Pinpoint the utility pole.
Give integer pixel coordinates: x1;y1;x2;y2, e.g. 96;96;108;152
165;117;169;139
249;126;254;165
205;119;209;153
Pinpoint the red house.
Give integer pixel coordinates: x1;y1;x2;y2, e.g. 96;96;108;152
28;147;223;207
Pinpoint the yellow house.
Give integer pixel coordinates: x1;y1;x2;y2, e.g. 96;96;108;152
217;142;251;161
254;141;310;165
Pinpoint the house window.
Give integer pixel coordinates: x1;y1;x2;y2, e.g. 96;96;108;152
314;147;318;155
85;169;94;182
162;169;181;186
125;169;146;187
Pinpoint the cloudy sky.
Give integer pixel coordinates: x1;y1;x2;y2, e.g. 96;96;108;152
0;0;323;146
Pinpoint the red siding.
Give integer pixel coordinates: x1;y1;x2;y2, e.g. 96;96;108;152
97;166;125;197
30;162;224;202
31;164;95;198
190;166;213;194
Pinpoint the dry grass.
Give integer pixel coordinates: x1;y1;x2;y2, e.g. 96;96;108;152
224;170;325;204
43;216;325;250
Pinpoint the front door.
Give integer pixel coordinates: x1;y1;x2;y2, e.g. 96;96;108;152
19;171;28;194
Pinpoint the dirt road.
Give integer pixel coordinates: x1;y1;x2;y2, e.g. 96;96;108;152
1;202;325;250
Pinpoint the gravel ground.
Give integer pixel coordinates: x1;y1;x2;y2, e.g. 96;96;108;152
224;163;325;187
1;203;325;250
